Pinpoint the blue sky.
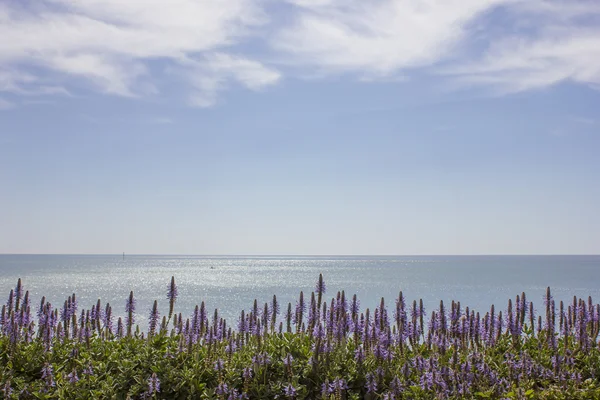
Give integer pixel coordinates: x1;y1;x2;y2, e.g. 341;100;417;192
1;0;599;254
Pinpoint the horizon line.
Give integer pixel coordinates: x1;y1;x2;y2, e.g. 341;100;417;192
1;253;599;257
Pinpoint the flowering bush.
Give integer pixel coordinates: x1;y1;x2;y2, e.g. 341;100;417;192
1;275;600;399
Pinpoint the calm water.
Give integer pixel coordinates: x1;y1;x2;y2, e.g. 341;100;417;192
1;255;599;328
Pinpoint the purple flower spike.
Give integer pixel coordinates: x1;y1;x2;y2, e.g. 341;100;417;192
214;358;225;372
216;383;229;396
83;364;94;376
148;372;160;395
125;291;136;336
167;276;178;320
2;381;12;398
365;372;377;393
283;353;294;367
41;363;55;388
283;384;297;399
167;276;178;302
67;369;79;384
315;274;326;296
331;378;348;393
148;300;160;336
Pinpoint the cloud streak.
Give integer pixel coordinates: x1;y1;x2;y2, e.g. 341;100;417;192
0;0;599;106
0;0;277;105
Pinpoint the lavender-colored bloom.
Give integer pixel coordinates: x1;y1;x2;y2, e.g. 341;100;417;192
312;322;325;341
148;300;160;336
350;295;360;316
390;376;404;395
365;372;377;393
83;364;94;376
315;274;326;296
226;341;237;356
283;353;294;367
167;276;178;302
294;292;306;325
13;280;23;311
330;378;348;393
6;290;13;313
214;358;225;372
252;353;271;366
148;373;160;395
373;344;390;361
272;295;280;318
283;384;297;399
103;304;113;333
235;310;245;332
216;383;229;396
167;276;178;320
41;363;55;387
125;291;136;334
2;381;12;398
243;367;253;380
354;347;365;363
67;369;79;384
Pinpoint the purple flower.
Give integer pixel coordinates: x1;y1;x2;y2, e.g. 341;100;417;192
252;353;271;366
283;353;294;367
330;378;348;393
2;381;12;398
294;292;306;326
148;372;160;395
272;295;280;318
354;347;365;363
41;363;53;379
148;300;160;336
214;358;225;372
125;291;136;335
41;363;55;388
315;274;326;296
350;294;360;316
167;276;178;302
390;376;404;395
237;311;247;334
365;372;377;393
283;384;297;399
167;276;178;320
243;367;253;380
216;383;229;396
67;369;79;384
83;364;94;376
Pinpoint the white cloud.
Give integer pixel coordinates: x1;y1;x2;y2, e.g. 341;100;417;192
273;0;519;77
441;1;600;92
446;29;600;93
273;0;600;92
178;53;281;107
1;0;600;105
0;0;277;105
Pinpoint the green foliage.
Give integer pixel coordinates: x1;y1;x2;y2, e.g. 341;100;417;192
1;330;600;399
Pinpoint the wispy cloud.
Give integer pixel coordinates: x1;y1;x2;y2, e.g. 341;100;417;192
0;0;277;106
1;0;599;106
442;1;600;92
273;0;517;78
175;53;281;107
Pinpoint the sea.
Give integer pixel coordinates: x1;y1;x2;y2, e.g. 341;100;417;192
1;255;599;328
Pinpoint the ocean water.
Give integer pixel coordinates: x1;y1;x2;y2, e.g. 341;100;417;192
1;255;599;328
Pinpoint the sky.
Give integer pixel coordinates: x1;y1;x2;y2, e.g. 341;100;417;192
0;0;599;255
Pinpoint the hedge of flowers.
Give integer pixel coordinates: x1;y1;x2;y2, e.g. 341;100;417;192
1;274;600;399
